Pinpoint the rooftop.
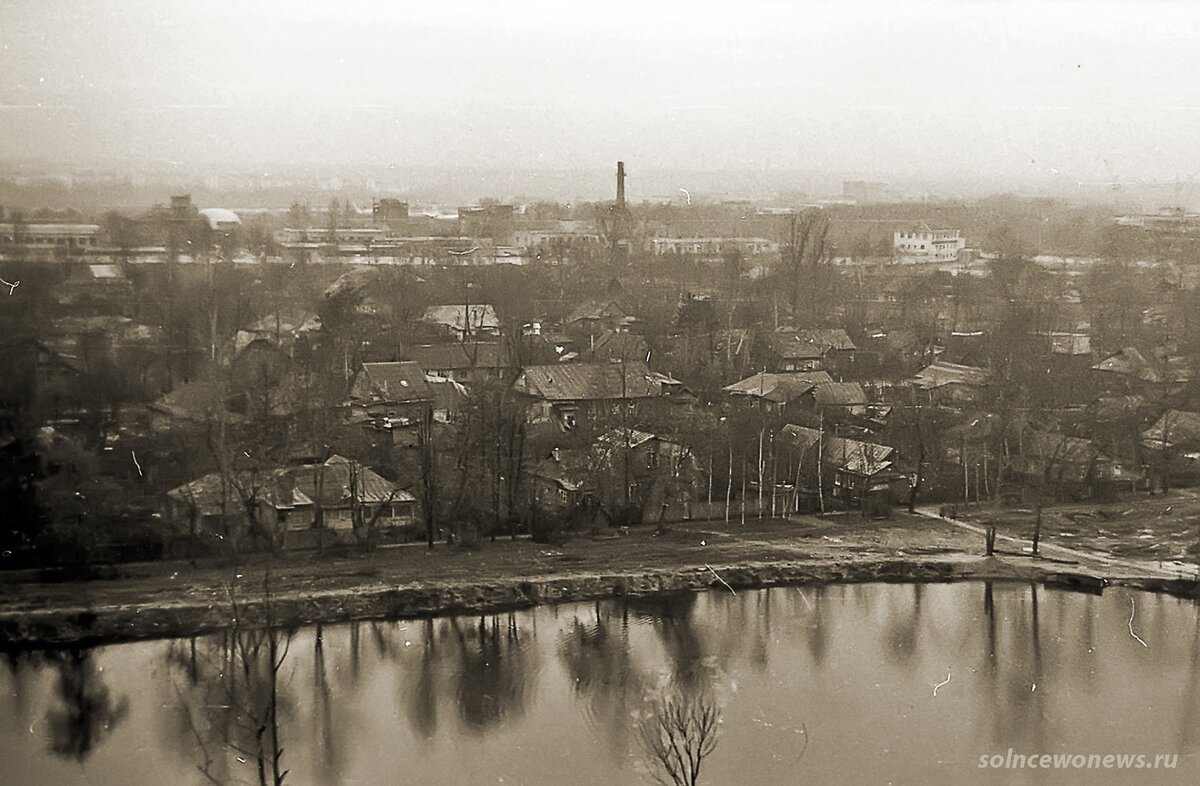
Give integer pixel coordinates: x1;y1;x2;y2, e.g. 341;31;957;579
723;371;832;403
513;361;681;401
913;361;989;390
351;361;433;404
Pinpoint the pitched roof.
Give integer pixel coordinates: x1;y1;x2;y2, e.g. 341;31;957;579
351;361;433;404
594;427;660;451
421;304;500;333
290;455;415;506
512;361;680;401
167;470;313;517
534;448;595;492
723;371;832;403
812;381;868;406
403;341;507;372
766;328;856;359
780;424;823;453
779;424;894;475
824;435;895;476
149;379;237;422
1092;347;1160;382
913;361;988;390
565;299;630;324
589;330;649;363
1141;410;1200;449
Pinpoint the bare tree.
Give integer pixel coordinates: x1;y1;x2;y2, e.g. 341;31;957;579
638;689;721;786
780;209;830;319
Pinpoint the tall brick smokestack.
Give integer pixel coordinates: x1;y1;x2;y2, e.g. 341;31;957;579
616;161;626;207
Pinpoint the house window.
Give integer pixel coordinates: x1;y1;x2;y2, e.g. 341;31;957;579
647;451;660;469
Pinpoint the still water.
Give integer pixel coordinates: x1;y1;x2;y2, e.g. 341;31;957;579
1;582;1198;785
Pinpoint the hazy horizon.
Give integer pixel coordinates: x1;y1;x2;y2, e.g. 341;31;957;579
4;1;1200;198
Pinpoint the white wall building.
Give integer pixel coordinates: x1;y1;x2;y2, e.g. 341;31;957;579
893;223;965;262
650;237;779;257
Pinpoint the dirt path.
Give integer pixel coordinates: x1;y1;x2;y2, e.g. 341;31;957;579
1;513;1196;646
915;506;1198;581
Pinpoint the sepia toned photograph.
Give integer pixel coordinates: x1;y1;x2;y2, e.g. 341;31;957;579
1;1;1198;783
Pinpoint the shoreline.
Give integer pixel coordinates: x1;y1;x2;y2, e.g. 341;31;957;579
3;551;1197;649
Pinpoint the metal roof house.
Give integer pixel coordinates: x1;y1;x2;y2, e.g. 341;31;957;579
510;361;685;430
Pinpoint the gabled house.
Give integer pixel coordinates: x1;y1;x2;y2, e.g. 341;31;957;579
289;455;419;535
722;371;833;414
1141;410;1200;453
164;468;315;547
533;447;596;514
164;455;418;551
534;428;698;522
348;361;434;429
780;424;906;508
1011;429;1142;500
401;342;507;381
510;361;686;430
759;328;856;374
1092;347;1161;391
1140;410;1200;485
912;361;988;404
807;381;868;411
587;329;649;364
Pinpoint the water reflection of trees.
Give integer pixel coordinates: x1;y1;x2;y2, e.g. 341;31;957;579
450;613;536;732
165;581;295;786
43;649;129;762
0;648;130;764
558;601;643;752
881;584;923;667
976;583;1054;753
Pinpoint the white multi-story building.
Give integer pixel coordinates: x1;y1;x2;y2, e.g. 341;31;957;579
893;223;965;262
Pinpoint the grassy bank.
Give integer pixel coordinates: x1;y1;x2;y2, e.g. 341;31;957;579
1;513;1196;647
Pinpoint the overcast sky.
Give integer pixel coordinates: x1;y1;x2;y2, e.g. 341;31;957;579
3;0;1200;184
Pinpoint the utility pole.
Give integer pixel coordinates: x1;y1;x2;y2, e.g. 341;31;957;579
817;408;826;514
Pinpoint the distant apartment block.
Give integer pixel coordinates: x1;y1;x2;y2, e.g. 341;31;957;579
650;237;779;257
0;222;103;250
893;222;965;262
1114;208;1200;235
274;227;386;245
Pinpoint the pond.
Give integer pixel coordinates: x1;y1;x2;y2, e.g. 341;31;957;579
0;582;1197;784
